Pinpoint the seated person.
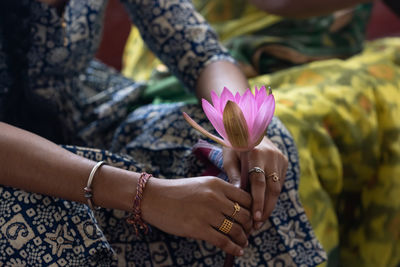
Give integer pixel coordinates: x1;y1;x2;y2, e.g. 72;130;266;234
123;0;400;266
0;0;324;266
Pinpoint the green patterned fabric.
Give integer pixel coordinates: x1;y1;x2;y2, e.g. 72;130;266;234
123;2;372;88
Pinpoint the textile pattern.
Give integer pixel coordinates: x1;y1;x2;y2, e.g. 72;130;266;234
0;1;324;266
250;38;400;267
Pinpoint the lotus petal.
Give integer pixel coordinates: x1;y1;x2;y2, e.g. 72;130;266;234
183;112;230;147
250;94;275;144
183;85;275;151
202;99;228;140
211;91;221;115
220;87;235;113
239;89;256;133
223;101;249;149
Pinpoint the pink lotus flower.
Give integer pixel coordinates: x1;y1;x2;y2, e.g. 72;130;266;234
183;86;275;151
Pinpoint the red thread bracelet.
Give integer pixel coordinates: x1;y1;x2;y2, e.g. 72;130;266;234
127;172;152;236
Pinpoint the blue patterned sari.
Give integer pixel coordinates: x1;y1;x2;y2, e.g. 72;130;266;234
0;0;324;266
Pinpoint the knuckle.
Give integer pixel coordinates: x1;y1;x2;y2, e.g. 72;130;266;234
250;175;265;185
241;208;252;221
201;181;221;200
231;226;246;245
240;209;251;221
243;194;252;207
269;185;282;197
205;177;223;189
272;151;284;162
204;190;218;202
237;212;252;233
252;146;263;156
229;224;240;237
268;146;279;155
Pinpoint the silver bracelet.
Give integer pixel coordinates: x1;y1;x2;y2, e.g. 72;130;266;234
84;161;105;210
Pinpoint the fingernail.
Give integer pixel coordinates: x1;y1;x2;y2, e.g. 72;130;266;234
255;211;262;220
255;222;263;229
238;249;244;256
245;240;249;247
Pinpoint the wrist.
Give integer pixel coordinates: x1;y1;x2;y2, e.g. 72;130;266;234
126;172;153;235
139;178;184;228
90;165;139;212
140;177;161;223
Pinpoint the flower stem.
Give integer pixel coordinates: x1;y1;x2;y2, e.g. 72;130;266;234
223;151;250;267
239;151;250;191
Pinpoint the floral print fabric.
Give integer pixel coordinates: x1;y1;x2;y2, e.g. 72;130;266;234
0;0;232;144
0;0;324;266
0;106;326;266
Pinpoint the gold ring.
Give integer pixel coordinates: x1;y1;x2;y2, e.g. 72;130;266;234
218;218;233;234
248;167;265;176
268;172;280;182
231;202;240;219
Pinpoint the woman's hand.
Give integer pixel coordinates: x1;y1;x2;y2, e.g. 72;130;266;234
141;176;253;256
223;136;288;230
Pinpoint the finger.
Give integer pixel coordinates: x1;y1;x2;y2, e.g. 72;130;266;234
249;170;266;222
208;193;251;246
261;172;282;222
227;222;249;248
234;208;253;235
280;157;288;186
212;214;248;248
223;182;252;209
221;202;253;234
207;228;244;257
223;148;241;188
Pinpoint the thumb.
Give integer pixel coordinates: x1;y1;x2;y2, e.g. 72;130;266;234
227;167;241;188
223;148;241;188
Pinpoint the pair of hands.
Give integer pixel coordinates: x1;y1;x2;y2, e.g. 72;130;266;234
141;137;288;256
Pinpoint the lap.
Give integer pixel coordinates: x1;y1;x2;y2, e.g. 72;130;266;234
0;103;325;266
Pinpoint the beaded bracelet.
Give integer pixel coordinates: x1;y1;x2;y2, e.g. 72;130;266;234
126;172;152;236
84;161;105;210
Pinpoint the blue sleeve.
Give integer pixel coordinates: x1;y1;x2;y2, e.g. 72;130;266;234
120;0;235;90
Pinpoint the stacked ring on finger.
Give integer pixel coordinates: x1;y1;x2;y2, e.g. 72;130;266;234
249;167;280;183
267;172;280;182
248;166;265;176
218;218;234;234
230;202;240;220
218;202;242;234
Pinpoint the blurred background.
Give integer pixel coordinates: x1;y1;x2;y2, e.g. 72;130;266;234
96;0;400;71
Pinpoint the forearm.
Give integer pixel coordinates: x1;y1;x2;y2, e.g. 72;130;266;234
249;0;373;18
195;60;249;101
121;0;233;90
0;122;138;212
